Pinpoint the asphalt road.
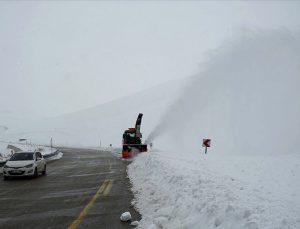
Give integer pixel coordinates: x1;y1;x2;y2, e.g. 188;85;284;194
0;148;140;229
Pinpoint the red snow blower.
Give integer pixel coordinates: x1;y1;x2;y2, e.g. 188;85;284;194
122;113;147;158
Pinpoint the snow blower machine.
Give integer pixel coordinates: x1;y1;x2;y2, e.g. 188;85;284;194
122;113;148;158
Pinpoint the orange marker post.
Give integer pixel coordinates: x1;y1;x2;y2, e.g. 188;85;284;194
202;139;211;154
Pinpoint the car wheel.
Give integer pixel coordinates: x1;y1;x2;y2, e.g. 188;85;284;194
3;175;8;181
33;167;38;178
42;165;46;175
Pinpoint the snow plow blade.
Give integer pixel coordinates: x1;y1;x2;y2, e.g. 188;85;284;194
122;144;147;158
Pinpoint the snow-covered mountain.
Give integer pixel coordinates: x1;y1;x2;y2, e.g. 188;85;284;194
0;79;186;147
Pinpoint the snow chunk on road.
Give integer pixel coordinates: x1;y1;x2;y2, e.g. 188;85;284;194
128;151;300;229
131;221;139;227
48;152;63;161
120;212;132;222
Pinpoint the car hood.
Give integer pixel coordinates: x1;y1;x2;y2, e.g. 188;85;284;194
6;160;34;167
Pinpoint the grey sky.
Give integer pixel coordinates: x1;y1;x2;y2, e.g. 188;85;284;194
0;1;299;117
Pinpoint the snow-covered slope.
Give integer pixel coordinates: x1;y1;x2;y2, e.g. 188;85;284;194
0;79;185;147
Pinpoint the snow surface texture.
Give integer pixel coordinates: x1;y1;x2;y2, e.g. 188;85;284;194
128;151;300;229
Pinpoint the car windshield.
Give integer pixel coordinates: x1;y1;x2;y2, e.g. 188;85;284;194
9;153;34;161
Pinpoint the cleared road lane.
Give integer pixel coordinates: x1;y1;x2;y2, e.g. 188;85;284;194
0;148;140;229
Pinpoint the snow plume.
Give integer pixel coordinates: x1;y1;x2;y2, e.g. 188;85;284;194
147;29;300;155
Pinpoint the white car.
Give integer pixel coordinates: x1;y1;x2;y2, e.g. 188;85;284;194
3;151;46;180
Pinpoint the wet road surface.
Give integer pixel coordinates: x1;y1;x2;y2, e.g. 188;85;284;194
0;148;140;229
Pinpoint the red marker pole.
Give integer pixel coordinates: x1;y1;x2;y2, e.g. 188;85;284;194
202;139;211;155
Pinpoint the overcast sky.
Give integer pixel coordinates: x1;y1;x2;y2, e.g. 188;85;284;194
0;1;299;117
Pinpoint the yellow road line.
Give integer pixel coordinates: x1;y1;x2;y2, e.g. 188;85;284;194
68;179;113;229
103;180;113;195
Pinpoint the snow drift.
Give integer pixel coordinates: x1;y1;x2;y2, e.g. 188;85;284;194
148;29;300;155
128;151;300;229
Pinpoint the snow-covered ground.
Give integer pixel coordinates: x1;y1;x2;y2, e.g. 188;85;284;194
128;151;300;229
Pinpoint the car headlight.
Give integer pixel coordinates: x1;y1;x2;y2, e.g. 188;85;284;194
4;164;9;168
25;163;33;168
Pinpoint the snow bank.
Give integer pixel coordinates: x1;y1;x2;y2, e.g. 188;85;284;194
128;151;300;229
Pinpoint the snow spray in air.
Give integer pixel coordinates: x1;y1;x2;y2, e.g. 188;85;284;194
147;29;300;155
